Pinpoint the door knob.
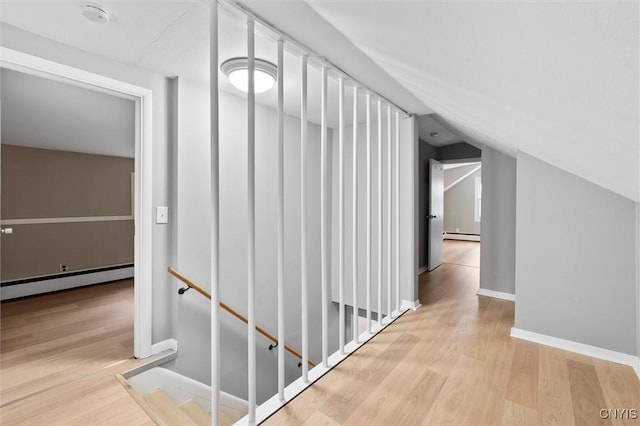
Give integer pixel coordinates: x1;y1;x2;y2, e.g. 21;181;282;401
428;215;437;219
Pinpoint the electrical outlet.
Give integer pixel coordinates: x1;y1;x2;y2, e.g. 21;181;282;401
60;264;68;272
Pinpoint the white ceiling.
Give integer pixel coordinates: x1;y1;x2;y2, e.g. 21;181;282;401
418;114;463;147
0;1;409;128
1;1;637;200
1;67;135;157
243;0;640;202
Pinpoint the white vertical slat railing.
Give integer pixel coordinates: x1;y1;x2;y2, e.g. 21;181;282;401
276;39;285;403
365;93;372;334
394;110;401;314
210;4;417;423
351;85;359;344
320;66;329;368
338;76;346;355
246;18;257;426
208;1;220;423
376;99;383;327
300;55;309;383
386;105;392;320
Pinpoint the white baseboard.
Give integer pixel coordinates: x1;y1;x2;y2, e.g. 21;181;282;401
151;338;178;355
444;233;480;242
400;299;422;311
418;265;428;275
0;267;134;300
511;327;640;379
476;288;515;301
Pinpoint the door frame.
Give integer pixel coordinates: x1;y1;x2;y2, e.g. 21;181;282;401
428;158;444;271
0;47;154;358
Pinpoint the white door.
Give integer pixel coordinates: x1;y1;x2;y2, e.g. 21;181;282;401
428;159;444;271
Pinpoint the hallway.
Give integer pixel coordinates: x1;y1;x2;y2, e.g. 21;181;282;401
265;240;639;425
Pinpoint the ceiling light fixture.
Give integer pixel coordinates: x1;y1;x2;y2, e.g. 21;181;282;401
82;3;110;24
221;57;277;93
430;131;439;138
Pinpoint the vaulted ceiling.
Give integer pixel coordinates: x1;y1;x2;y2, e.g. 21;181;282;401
1;1;638;201
242;0;639;202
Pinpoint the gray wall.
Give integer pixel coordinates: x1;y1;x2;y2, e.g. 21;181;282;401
418;140;438;269
479;147;516;294
444;166;481;235
1;145;134;281
0;68;135;158
514;152;637;355
438;142;481;162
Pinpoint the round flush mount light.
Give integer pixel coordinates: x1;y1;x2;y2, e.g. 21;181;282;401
82;3;110;24
221;57;277;93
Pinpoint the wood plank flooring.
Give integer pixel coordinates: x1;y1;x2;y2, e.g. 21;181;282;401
1;279;152;425
265;241;640;426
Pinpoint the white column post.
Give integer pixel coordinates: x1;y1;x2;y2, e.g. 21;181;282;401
276;39;285;402
394;109;401;314
300;55;309;382
209;1;220;423
338;77;345;354
365;93;372;334
352;85;359;344
377;99;383;327
247;18;257;425
320;66;329;367
386;105;392;319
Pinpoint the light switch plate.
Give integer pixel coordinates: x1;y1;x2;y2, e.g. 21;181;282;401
156;206;168;224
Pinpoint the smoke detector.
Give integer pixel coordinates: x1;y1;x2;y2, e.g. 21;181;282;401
82;3;110;24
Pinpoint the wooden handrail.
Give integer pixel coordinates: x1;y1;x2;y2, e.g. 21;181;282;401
168;267;315;367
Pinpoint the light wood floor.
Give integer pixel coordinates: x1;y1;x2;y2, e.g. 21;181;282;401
265;240;640;426
0;279;152;425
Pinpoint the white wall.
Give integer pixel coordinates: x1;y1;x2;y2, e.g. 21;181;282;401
401;115;418;305
0;23;173;343
514;152;637;355
479;146;516;295
172;78;340;402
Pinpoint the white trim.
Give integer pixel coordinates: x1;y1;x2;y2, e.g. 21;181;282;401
151;338;178;355
511;328;639;378
1;216;133;226
0;47;154;359
476;288;515;301
444;233;481;242
400;298;422;311
236;308;410;425
418;265;428;275
0;267;134;300
443;164;481;192
474;175;482;222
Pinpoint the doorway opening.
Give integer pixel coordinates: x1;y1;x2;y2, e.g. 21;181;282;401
0;48;153;368
428;159;481;271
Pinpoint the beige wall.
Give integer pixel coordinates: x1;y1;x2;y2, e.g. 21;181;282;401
1;145;134;281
